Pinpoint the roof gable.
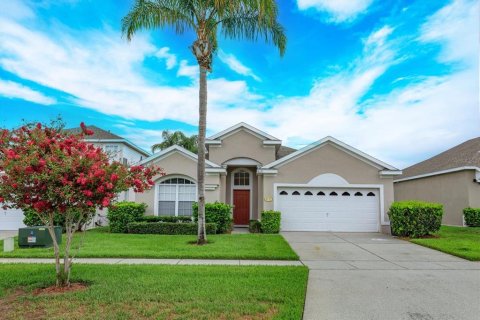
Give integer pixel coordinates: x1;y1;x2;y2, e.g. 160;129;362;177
206;122;281;144
139;145;222;170
398;137;480;179
262;136;399;172
65;125;150;156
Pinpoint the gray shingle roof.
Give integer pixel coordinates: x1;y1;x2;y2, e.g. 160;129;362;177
276;146;297;160
64;125;150;156
399;137;480;179
64;125;123;140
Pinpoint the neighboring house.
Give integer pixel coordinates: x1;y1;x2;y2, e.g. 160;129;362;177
65;125;149;165
394;137;480;226
136;123;401;233
0;126;150;231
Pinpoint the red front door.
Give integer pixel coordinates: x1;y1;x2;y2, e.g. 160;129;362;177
233;190;250;225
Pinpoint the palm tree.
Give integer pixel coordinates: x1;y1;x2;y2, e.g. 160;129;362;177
122;0;286;244
152;130;198;153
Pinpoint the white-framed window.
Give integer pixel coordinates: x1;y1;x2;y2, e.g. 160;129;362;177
157;177;196;216
233;170;250;186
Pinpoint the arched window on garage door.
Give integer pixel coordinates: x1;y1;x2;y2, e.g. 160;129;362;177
157;177;196;216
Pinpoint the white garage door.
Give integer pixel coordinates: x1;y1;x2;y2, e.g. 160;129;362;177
277;187;379;232
0;208;26;231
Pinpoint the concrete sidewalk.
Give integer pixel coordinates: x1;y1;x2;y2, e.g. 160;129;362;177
0;258;303;266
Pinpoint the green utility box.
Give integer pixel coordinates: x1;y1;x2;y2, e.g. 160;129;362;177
18;226;62;248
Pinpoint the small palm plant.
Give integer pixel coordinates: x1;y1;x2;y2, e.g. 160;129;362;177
152;130;198;154
122;0;286;244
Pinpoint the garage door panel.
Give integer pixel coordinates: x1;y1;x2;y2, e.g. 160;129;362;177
277;187;379;232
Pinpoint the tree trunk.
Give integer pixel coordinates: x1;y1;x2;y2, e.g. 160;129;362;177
44;214;67;286
197;66;207;245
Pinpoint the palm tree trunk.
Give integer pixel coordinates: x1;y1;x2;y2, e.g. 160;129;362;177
197;66;207;244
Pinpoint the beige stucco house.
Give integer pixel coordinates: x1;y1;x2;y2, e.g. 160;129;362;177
394;137;480;226
136;123;401;233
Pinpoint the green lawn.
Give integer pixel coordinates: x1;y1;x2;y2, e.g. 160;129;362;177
410;226;480;261
0;264;308;320
0;227;298;260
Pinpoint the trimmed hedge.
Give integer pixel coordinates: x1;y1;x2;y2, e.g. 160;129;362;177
127;222;217;235
389;201;443;238
464;208;480;227
261;210;281;234
137;216;193;223
193;202;233;234
107;202;147;233
249;220;262;233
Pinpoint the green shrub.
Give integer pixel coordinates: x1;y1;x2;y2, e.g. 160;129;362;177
464;208;480;227
23;208;93;232
23;208;65;229
137;216;193;223
261;210;281;234
193;202;233;234
127;222;217;235
107;202;147;233
389;201;443;238
249;220;262;233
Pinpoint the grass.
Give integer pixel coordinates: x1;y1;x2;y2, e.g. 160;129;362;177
0;227;298;260
410;225;480;261
0;264;308;320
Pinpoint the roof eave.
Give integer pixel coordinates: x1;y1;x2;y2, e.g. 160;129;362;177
394;166;480;183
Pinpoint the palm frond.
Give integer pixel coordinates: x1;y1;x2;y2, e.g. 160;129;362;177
121;0;195;40
214;0;287;56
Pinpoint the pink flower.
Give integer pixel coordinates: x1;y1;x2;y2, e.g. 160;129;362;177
101;198;110;207
82;190;93;197
6;149;16;159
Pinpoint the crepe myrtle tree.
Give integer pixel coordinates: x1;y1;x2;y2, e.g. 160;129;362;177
122;0;286;244
0;122;161;287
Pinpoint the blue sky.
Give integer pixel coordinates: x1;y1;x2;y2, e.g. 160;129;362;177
0;0;478;168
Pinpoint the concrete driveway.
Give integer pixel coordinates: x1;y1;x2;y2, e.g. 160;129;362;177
282;232;480;320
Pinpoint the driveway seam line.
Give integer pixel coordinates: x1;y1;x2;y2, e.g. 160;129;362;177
333;233;408;270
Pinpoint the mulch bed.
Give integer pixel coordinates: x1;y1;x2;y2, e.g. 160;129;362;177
33;282;88;295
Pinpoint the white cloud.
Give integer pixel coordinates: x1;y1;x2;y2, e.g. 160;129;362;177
365;26;394;46
155;47;177;69
0;13;262;123
177;60;198;79
297;0;374;23
0;0;34;19
419;0;478;66
218;50;261;81
0;79;56;105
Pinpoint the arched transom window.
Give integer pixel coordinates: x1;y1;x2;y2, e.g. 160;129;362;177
234;170;250;186
158;177;196;216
